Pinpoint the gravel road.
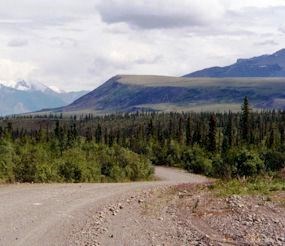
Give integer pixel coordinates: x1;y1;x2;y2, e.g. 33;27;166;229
0;167;208;246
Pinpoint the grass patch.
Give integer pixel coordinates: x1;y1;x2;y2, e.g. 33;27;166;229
211;176;285;197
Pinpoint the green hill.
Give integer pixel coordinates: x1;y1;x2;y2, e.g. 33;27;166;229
46;75;285;114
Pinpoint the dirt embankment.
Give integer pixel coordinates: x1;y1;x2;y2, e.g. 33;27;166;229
75;183;285;246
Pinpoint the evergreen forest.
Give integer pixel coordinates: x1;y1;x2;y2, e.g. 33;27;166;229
0;97;284;183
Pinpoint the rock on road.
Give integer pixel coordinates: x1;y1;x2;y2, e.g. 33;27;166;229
0;167;208;246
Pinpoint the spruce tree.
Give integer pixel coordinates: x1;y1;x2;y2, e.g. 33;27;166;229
146;119;154;139
207;114;217;153
241;96;251;143
280;125;285;146
186;117;192;145
178;117;184;144
268;127;275;148
95;123;102;143
226;113;233;147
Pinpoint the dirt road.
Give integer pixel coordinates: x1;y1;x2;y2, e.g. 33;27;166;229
0;167;208;246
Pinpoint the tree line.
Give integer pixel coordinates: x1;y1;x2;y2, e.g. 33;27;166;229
0;97;284;182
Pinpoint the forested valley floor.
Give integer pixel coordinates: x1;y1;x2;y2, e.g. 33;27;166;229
0;97;284;183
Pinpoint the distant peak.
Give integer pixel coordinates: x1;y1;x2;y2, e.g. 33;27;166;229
48;85;65;93
184;48;285;78
274;48;285;56
15;80;32;91
14;80;50;92
0;79;67;93
114;74;124;79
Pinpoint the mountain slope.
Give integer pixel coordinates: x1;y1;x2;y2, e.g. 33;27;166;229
42;49;285;114
50;75;285;114
0;81;87;115
184;49;285;77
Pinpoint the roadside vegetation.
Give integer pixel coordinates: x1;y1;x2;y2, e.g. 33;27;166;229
211;176;285;197
0;132;153;183
0;97;284;183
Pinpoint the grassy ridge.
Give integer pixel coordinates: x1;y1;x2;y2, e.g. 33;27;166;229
50;75;285;114
119;75;285;88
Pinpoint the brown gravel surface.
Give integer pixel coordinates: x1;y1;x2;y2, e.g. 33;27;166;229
89;183;285;246
3;167;283;246
0;167;208;246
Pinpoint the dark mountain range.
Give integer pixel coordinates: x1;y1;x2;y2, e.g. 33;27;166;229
45;75;285;114
38;49;285;115
184;49;285;77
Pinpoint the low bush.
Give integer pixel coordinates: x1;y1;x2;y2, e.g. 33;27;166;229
0;140;154;183
182;146;212;176
234;149;265;177
262;150;285;172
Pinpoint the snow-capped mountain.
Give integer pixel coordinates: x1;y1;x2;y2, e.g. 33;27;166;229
48;85;65;94
0;80;56;93
0;80;88;115
14;80;50;92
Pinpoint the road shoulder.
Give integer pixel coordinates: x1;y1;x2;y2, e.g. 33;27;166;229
72;183;285;246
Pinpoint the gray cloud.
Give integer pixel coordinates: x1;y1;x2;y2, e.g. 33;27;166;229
88;56;129;76
0;1;96;31
134;55;163;65
255;40;279;46
279;26;285;33
225;6;285;28
96;0;225;29
8;39;29;47
50;37;78;48
99;12;204;29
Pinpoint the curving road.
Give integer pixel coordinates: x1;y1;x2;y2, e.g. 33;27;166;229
0;167;208;246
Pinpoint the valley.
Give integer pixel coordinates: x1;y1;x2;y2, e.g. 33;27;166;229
1;2;285;245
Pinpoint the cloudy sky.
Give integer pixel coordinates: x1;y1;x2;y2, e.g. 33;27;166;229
0;0;285;91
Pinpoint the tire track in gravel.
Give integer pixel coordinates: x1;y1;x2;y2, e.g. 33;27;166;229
0;167;208;246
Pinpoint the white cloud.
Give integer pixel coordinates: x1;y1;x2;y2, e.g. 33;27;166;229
221;0;285;9
0;59;37;81
0;0;284;91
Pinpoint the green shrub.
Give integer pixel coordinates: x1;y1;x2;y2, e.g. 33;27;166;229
182;146;212;176
262;150;285;171
94;145;154;182
115;146;154;181
58;148;90;182
35;163;59;183
11;142;63;183
234;149;265;177
147;141;168;166
58;161;82;182
0;136;152;183
165;141;182;167
14;150;37;182
0;140;16;182
211;155;229;178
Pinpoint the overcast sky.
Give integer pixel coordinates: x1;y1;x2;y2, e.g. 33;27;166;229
0;0;285;91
